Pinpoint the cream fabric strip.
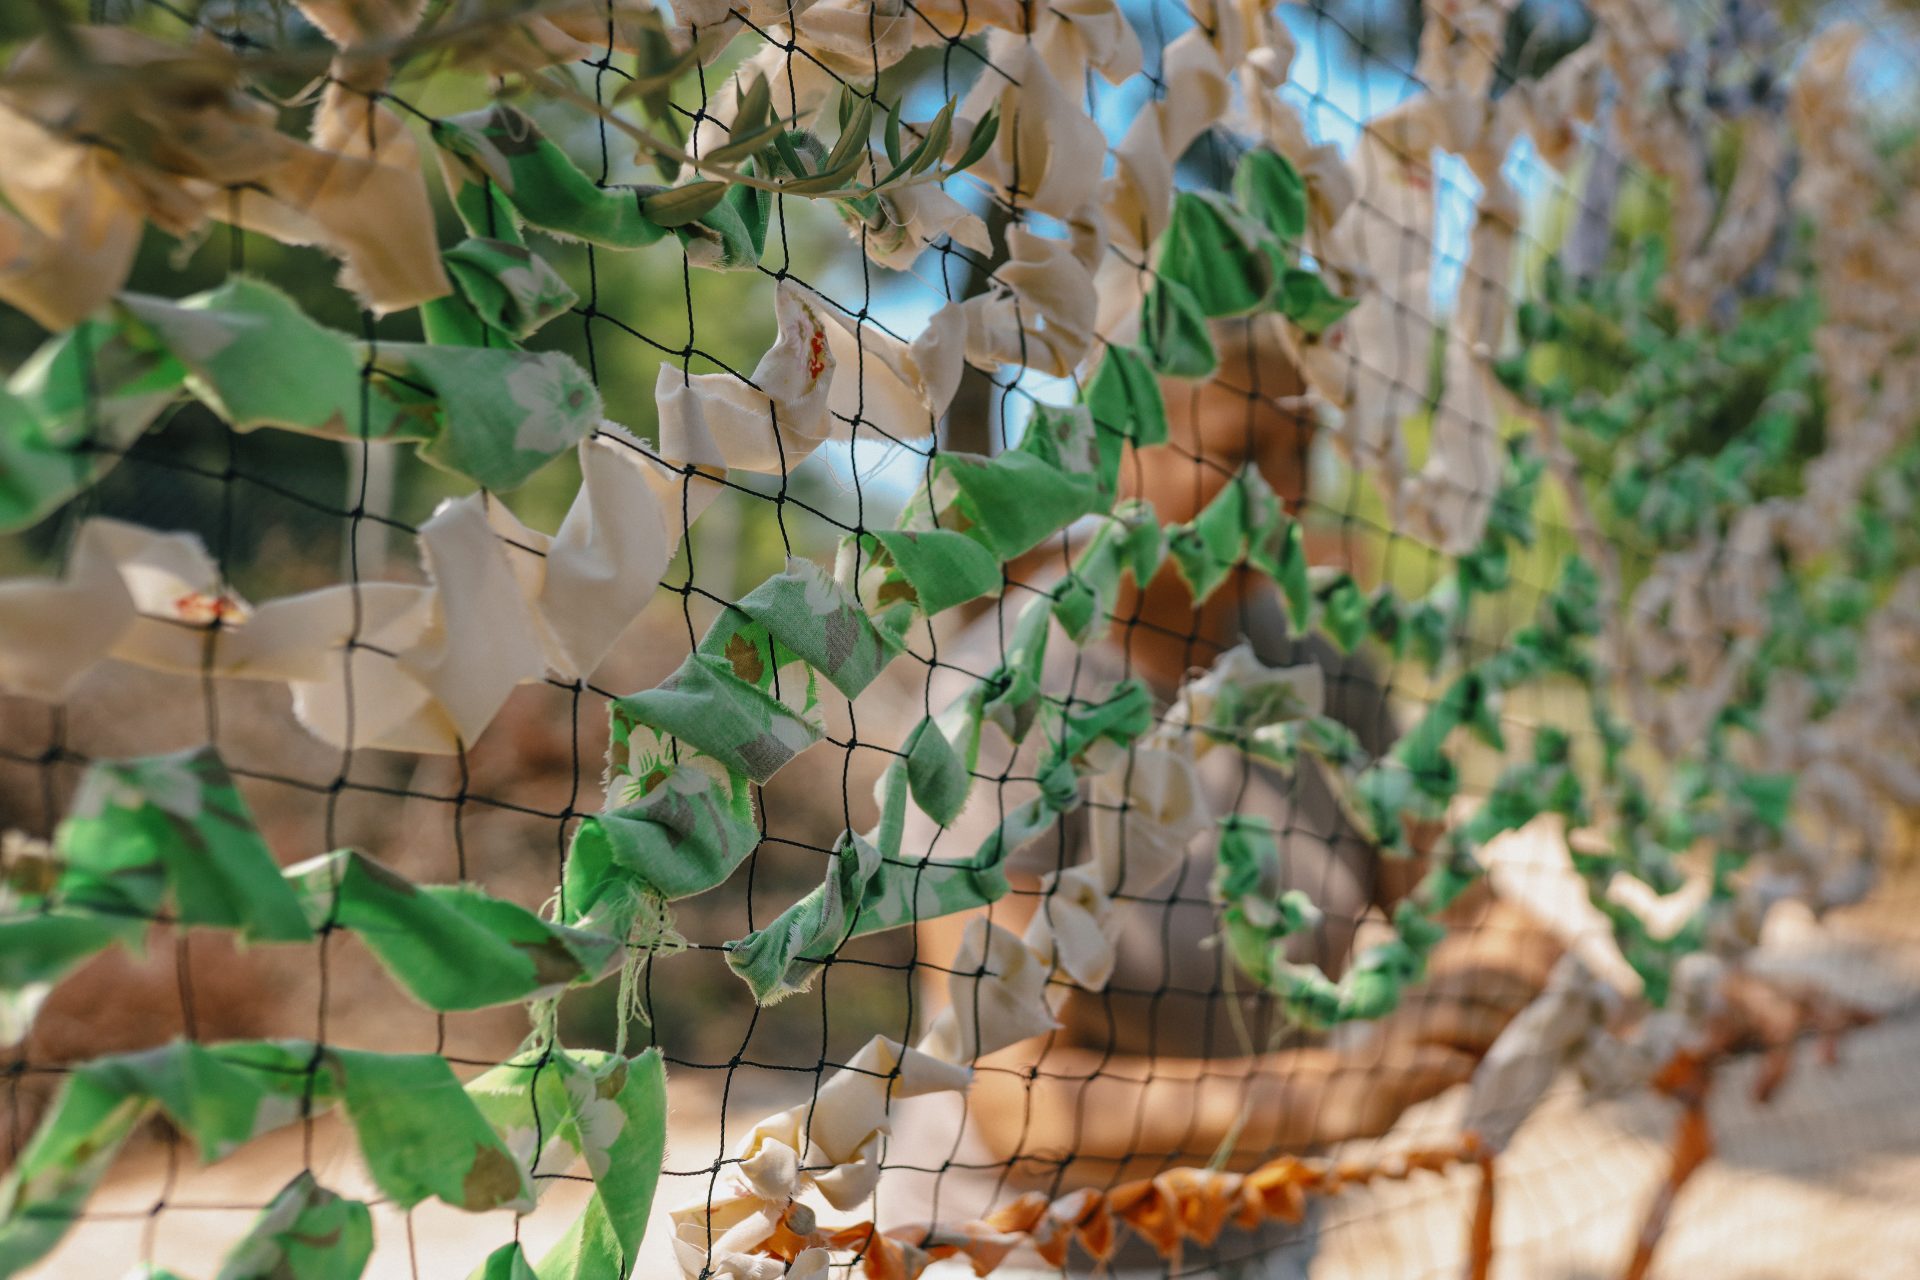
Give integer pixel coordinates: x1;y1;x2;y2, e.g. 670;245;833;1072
0;426;707;752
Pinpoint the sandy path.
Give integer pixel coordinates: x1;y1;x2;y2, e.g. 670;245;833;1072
1309;1007;1920;1280
27;921;1920;1280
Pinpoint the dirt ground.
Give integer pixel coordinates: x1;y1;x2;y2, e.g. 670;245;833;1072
26;895;1920;1280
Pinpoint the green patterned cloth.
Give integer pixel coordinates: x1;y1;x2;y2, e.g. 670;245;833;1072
0;1041;534;1274
1;747;622;1029
467;1048;669;1280
217;1174;374;1280
2;277;603;530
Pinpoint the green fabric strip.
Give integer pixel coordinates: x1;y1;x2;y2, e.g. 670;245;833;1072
436;107;759;270
1214;814;1448;1029
1141;277;1218;376
0;748;622;1023
466;1048;667;1280
0;1040;531;1274
469;1245;539;1280
1165;466;1292;606
564;762;760;907
441;238;578;344
1082;343;1169;490
286;850;622;1013
215;1173;373;1280
1234;148;1308;244
725;823;885;1003
0;276;601;529
979;595;1056;745
51;746;311;943
612;653;823;787
697;557;903;701
436;108;670;251
1157;192;1276;319
921;405;1105;561
902;715;970;828
1050;503;1165;644
864;528;1003;618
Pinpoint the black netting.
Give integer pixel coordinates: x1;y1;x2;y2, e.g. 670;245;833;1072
3;1;1919;1278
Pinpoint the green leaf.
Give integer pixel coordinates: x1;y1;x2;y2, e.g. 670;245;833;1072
623;16;697;105
780;166;860;196
774;125;866;194
883;96;904;167
869;133;933;193
949;106;1000;175
869;100;960;193
705;118;785;165
640;180;730;228
733;74;772;142
773;130;810;177
910;100;955;177
724;162;772;262
822;95;876;179
704;74;782;165
651;108;685;183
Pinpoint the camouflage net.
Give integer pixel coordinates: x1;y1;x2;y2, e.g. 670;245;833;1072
0;0;1917;1277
